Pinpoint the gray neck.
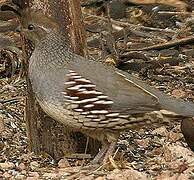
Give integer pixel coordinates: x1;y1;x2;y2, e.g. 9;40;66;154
31;31;73;68
37;31;70;54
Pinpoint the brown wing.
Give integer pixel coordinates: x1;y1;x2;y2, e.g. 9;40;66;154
64;55;160;115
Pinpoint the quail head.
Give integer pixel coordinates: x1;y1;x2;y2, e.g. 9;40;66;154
15;9;194;164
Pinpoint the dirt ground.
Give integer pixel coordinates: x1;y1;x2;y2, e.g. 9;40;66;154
1;0;194;179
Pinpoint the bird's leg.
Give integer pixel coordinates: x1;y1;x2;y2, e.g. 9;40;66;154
91;144;109;164
102;141;117;164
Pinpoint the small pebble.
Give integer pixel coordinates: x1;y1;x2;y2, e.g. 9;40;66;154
0;162;15;170
58;158;70;168
42;172;58;179
3;172;12;178
26;177;38;180
17;163;26;171
28;171;39;178
30;161;39;171
95;176;105;180
152;126;168;137
15;174;26;180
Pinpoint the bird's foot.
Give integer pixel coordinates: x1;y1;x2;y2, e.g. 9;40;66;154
90;145;108;165
90;141;117;169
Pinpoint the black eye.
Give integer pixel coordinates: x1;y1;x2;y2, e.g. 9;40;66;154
28;24;34;30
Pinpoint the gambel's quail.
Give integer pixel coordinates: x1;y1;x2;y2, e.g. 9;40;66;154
16;9;194;163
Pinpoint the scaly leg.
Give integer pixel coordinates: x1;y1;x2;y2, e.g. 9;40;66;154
91;144;109;164
102;141;117;164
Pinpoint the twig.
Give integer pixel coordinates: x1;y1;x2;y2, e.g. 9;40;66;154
87;23;168;48
0;19;18;32
0;97;23;104
84;13;176;33
158;11;194;15
81;137;90;167
127;35;194;51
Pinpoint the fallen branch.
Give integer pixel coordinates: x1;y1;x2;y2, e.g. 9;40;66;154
127;35;194;51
